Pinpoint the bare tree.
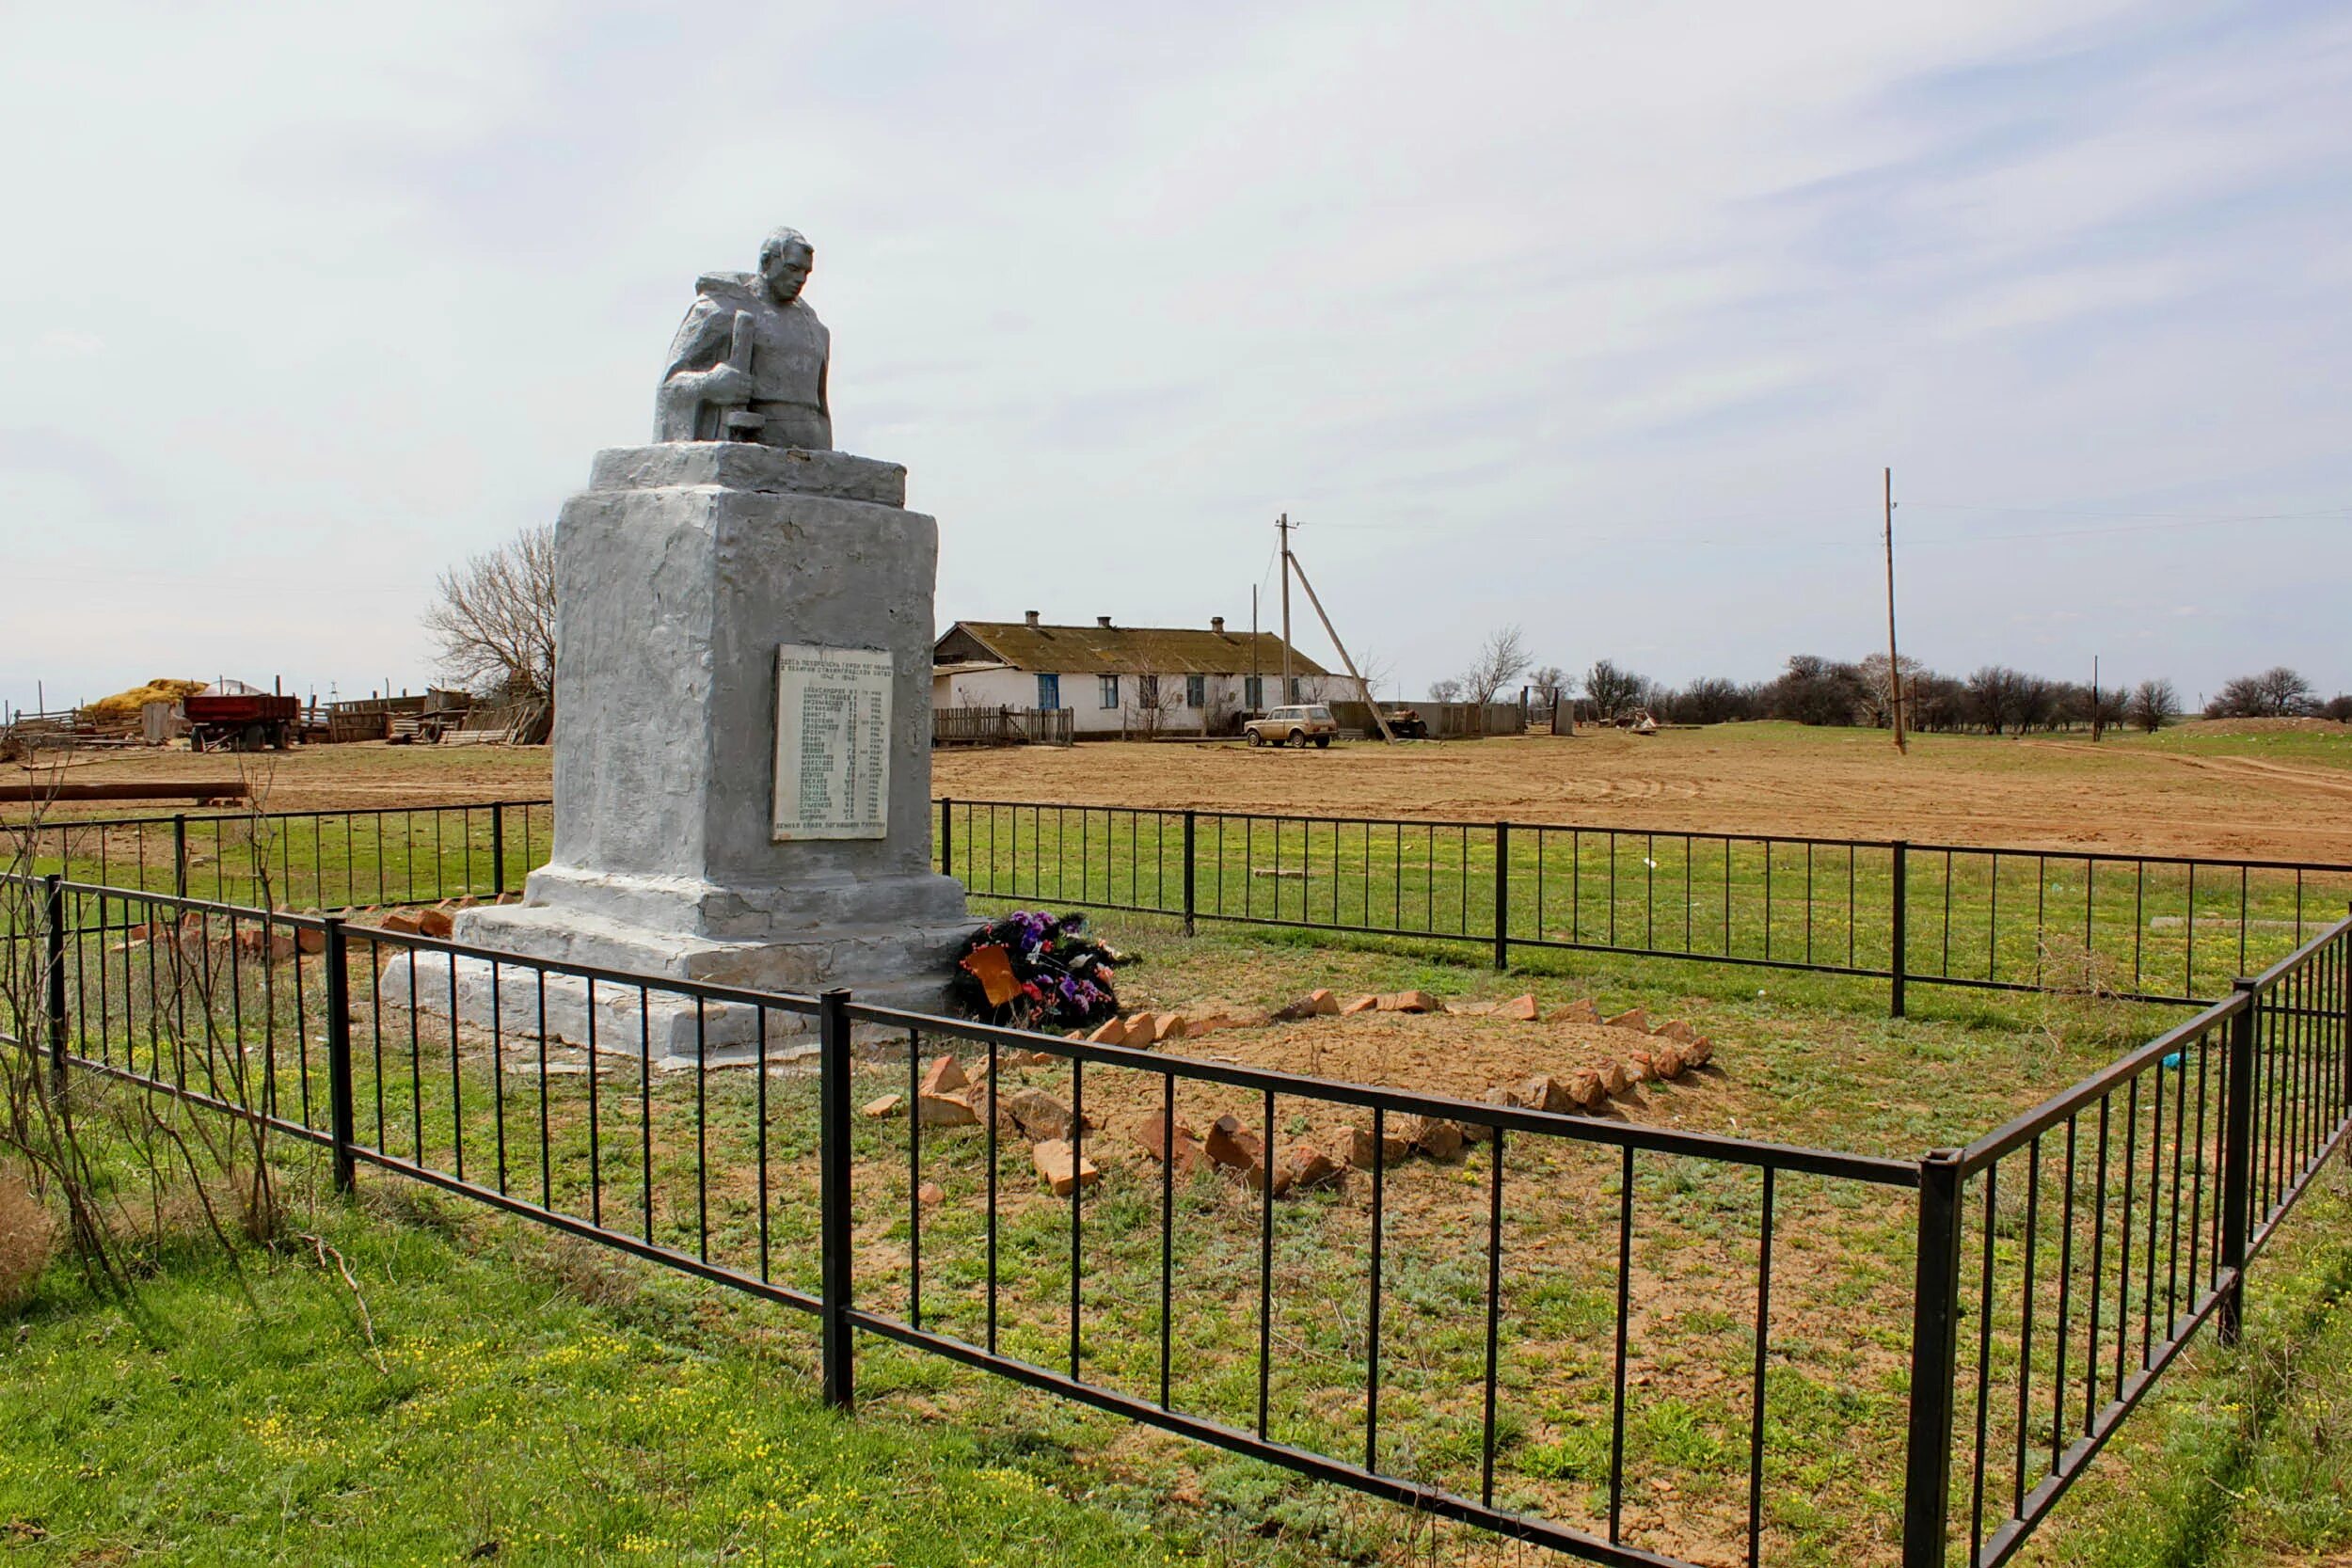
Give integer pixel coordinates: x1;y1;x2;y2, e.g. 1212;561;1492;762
1964;666;2036;736
2084;682;2129;740
1583;659;1647;722
1855;653;1926;729
1655;677;1758;725
424;524;557;701
1769;655;1867;727
1342;650;1393;703
1122;673;1183;738
1528;665;1568;704
2208;666;2316;719
1456;626;1533;706
1427;677;1464;703
2128;679;2177;734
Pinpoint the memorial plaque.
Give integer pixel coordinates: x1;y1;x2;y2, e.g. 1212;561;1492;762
771;642;894;840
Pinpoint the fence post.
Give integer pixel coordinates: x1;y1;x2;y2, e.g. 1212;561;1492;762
2217;977;2258;1347
1891;840;1910;1020
323;916;357;1194
172;813;188;900
1493;821;1511;972
1182;811;1197;936
2339;911;2350;1113
42;874;68;1105
819;986;855;1409
490;804;507;898
1900;1148;1964;1567
939;797;953;879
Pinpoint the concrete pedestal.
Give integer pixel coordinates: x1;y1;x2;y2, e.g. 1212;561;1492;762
384;442;974;1066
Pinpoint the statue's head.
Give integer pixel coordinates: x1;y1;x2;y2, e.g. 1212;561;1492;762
757;227;815;305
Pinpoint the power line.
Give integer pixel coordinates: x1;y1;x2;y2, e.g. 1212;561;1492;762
1901;502;2350;521
1899;509;2351;546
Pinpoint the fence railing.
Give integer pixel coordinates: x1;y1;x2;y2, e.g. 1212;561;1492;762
939;799;2352;1011
5;866;2347;1567
15;796;2347;1016
1920;913;2351;1565
0;800;548;914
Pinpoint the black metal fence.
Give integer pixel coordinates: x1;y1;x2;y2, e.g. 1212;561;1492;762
14;796;2347;1017
5;866;2347;1567
1923;918;2352;1565
939;799;2352;1010
0;800;548;913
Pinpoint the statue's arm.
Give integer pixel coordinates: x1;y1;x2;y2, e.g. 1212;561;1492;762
654;298;748;441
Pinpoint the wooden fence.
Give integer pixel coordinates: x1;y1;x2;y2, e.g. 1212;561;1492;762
931;706;1073;748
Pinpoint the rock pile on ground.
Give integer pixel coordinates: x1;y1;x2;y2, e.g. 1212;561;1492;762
878;990;1719;1206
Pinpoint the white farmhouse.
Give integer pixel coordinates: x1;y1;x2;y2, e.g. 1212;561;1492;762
933;612;1332;738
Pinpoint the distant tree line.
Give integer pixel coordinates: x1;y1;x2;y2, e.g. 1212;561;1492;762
1564;657;2348;735
1425;630;2350;736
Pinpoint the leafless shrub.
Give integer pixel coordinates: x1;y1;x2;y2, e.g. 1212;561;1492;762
1;755;285;1307
1122;673;1183;739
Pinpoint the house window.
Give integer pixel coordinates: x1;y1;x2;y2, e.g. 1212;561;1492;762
1036;673;1060;710
1099;675;1120;709
1244;675;1263;709
1137;673;1160;708
1186;673;1206;708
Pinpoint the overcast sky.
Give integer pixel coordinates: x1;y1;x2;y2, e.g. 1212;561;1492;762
4;0;2347;715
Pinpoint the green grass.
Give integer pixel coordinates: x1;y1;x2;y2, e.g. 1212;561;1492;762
2125;725;2352;768
5;898;2348;1568
2;801;538;912
23;903;2240;1566
0;1183;1210;1567
10;789;2349;1006
2008;1168;2352;1568
945;804;2349;1006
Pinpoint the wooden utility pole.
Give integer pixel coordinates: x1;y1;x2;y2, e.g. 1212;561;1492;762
1249;584;1261;708
1286;547;1396;743
1277;514;1295;705
1884;467;1907;753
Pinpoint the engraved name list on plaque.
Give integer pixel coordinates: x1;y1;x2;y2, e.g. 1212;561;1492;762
771;642;895;841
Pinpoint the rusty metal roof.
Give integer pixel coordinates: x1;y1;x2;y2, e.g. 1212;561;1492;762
939;621;1329;678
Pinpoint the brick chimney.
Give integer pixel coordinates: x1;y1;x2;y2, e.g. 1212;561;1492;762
1025;610;1040;627
1211;615;1226;633
1097;615;1113;627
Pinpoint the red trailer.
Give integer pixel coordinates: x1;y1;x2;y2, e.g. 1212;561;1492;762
184;691;299;752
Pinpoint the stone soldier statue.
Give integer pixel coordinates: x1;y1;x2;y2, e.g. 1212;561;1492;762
654;226;833;450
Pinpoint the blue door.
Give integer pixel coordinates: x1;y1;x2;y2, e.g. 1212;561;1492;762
1036;673;1061;709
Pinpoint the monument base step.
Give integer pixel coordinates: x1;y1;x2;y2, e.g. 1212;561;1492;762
373;901;979;1069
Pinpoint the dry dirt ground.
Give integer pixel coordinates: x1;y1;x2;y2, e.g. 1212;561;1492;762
13;742;548;816
936;720;2352;863
18;718;2352;862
